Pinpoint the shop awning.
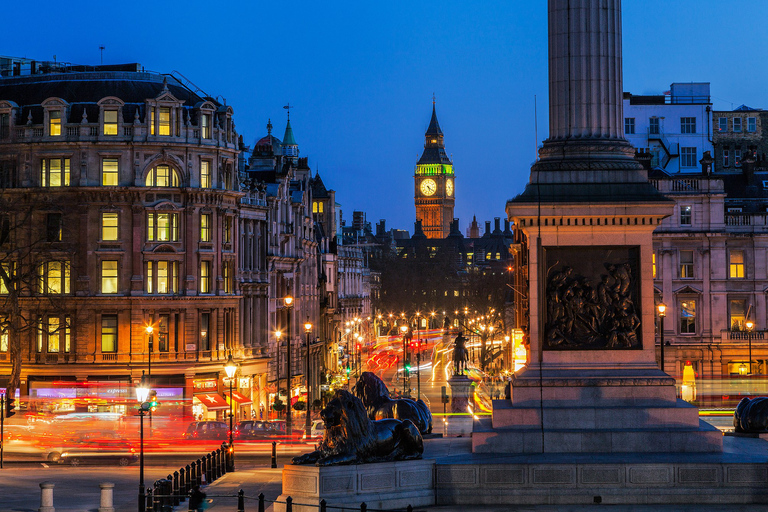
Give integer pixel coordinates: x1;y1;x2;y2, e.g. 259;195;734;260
193;392;229;410
225;391;253;406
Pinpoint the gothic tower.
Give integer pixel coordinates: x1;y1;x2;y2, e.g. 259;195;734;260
414;101;454;239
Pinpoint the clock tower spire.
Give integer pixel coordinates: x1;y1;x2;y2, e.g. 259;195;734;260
415;100;455;239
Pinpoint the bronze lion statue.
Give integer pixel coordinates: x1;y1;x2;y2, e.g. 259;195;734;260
292;390;423;466
353;371;433;435
734;397;768;433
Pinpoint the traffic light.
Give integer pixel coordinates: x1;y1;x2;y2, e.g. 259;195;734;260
345;366;351;376
404;360;411;372
6;396;16;418
140;390;159;412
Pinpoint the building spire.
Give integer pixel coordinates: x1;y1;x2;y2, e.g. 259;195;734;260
267;118;272;136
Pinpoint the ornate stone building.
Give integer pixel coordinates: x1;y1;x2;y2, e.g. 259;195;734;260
0;62;243;420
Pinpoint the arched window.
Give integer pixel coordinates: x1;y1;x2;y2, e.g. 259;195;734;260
145;165;180;187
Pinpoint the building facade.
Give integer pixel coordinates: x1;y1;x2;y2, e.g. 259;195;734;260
0;63;245;421
623;83;714;174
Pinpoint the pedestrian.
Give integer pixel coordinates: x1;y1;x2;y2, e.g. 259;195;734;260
189;485;207;512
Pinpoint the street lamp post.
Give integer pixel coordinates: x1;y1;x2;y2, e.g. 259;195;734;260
304;320;313;436
224;355;237;472
284;295;294;436
746;320;755;375
136;372;149;512
400;325;408;396
145;326;153;435
274;330;282;420
657;303;666;371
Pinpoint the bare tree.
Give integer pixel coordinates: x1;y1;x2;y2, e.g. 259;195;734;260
0;189;79;406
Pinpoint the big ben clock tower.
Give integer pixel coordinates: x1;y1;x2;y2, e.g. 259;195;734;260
415;101;454;239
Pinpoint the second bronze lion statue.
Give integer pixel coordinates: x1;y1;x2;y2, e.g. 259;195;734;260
292;390;423;466
354;371;433;435
734;396;768;433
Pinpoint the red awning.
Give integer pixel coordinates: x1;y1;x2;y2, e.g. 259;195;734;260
225;391;253;406
193;393;229;410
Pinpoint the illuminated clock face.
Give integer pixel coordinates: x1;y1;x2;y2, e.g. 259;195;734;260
420;179;437;196
446;179;454;197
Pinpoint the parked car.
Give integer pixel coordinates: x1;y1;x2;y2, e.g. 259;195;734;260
235;420;274;440
183;421;228;440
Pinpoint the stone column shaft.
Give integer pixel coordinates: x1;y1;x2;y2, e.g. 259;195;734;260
548;0;623;141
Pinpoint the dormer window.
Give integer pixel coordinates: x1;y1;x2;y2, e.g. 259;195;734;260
103;110;118;135
49;111;62;136
159;108;171;136
201;114;211;139
145;165;180;187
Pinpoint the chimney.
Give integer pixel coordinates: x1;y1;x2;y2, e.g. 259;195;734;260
485;221;491;236
494;217;501;234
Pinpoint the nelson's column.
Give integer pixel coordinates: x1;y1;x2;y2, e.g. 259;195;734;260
474;0;722;454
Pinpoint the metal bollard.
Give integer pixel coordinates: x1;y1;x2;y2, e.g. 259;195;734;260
172;468;184;507
320;499;327;512
179;468;186;502
221;443;228;474
195;459;202;486
206;453;213;483
145;488;153;512
39;482;55;512
286;496;293;512
98;482;115;512
258;492;265;512
215;448;221;479
271;441;277;468
406;506;413;512
360;503;367;512
237;489;245;512
184;464;191;498
165;475;174;510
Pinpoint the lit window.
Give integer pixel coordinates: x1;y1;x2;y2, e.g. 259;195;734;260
313;201;324;214
101;260;118;294
49;110;61;136
102;159;118;186
145;165;180;187
64;315;71;352
0;318;8;352
224;261;233;293
652;252;657;279
680;300;697;334
729;250;745;278
159;107;171;136
102;212;119;241
202;114;211;139
46;213;62;242
723;149;730;168
147;212;180;242
200;161;211;188
748;117;757;133
624;118;635;135
200;313;210;351
733;117;742;133
680;147;697;168
200;260;211;293
48;317;60;353
0;263;11;295
103;110;118;136
38;261;70;294
718;117;727;132
680;205;692;226
150;109;155;136
200;213;211;242
146;260;179;294
681;117;696;134
101;314;117;353
729;299;748;330
158;314;169;352
679;250;694;279
224;216;232;244
41;158;71;187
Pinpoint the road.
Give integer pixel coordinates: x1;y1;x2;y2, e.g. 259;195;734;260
0;447;306;512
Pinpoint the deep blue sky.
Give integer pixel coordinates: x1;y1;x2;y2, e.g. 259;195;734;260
6;1;768;234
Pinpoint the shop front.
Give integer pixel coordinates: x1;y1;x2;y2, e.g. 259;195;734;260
191;377;228;420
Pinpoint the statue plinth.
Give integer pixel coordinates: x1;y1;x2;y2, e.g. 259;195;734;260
447;374;473;414
277;460;435;512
